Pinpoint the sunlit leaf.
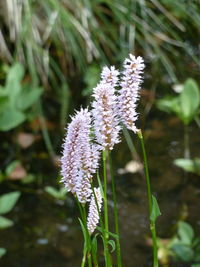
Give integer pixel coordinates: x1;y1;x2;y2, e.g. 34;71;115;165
178;221;194;245
174;158;200;175
0;248;6;258
44;186;67;200
0;191;21;215
180;78;200;124
0;215;13;229
0;107;26;131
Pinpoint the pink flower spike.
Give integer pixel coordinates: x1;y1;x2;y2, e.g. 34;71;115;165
87;187;103;234
60;108;100;204
118;54;145;133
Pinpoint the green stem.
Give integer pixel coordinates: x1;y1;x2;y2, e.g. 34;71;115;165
76;200;87;267
83;206;92;267
108;152;122;267
138;130;158;267
103;150;109;238
102;150;112;267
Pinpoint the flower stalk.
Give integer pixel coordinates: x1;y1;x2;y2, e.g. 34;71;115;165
138;130;159;267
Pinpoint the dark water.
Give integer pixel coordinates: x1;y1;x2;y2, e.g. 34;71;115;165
0;113;200;267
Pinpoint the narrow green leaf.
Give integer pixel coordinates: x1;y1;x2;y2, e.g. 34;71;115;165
78;218;87;250
150;195;161;222
108;240;116;253
0;216;14;229
0;248;6;258
97;226;118;239
91;234;98;265
0;191;21;215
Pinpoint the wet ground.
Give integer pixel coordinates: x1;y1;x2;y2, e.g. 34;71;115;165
0;112;200;267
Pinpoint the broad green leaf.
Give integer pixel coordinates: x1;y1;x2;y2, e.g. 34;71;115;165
191;264;200;267
0;107;26;131
172;243;194;261
150;195;161;222
0;215;13;229
108;239;116;253
16;85;43;111
178;221;194;245
0;191;21;215
5;160;21;176
174;158;200;175
6;63;24;92
156;96;178;113
0;248;6;258
5;63;24;107
21;174;36;184
180;78;200;124
0;96;8;113
44;186;67;200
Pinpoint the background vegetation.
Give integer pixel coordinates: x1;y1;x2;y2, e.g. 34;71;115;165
0;0;200;266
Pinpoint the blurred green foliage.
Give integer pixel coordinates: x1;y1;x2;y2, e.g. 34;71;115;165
157;78;200;125
0;63;42;131
158;221;200;265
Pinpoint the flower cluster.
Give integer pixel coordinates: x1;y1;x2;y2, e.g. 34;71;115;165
101;66;119;87
60;108;99;204
92;66;121;150
118;54;145;133
87;187;103;234
61;54;145;234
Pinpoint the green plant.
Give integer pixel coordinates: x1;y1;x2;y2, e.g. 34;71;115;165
44;186;67;200
0;63;42;131
157;78;200;160
157;79;200;125
174;158;200;176
158;221;200;266
0;191;21;229
0;191;21;258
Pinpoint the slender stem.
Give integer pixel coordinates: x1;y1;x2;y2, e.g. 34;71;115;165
82;206;92;267
103;150;109;238
76;200;86;267
108;152;122;267
102;150;112;267
138;130;158;267
184;124;190;159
